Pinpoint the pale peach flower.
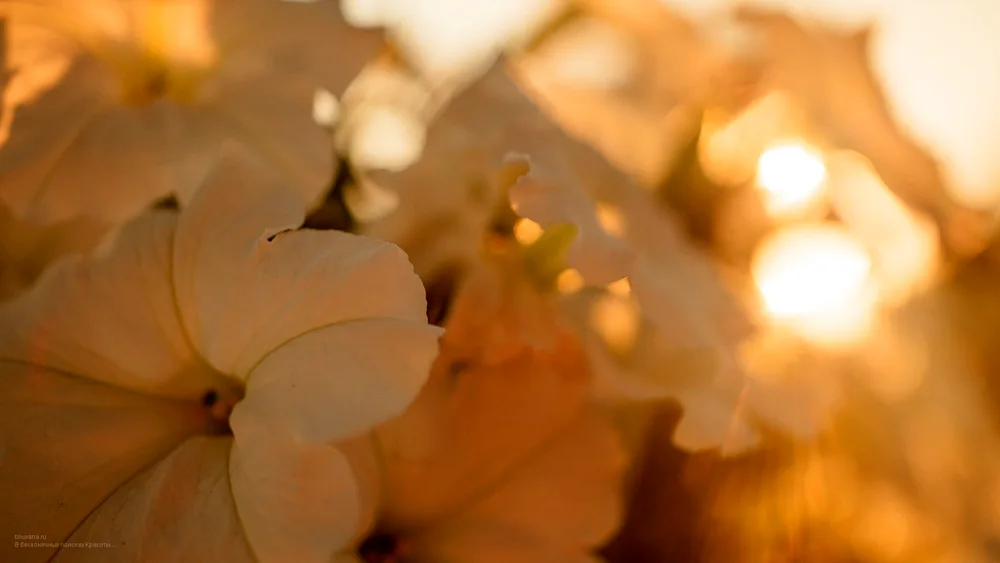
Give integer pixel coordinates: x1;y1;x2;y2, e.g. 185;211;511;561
364;260;627;562
0;0;380;223
0;156;441;562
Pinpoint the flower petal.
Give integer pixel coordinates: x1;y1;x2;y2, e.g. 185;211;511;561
673;389;760;455
377;281;590;528
508;154;636;286
0;361;209;562
227;414;367;563
0;202;109;301
206;0;382;97
172;156;433;377
58;437;254;562
0;212;225;399
205;86;336;207
234;318;440;443
200;0;380;203
0;54;133;223
412;412;627;556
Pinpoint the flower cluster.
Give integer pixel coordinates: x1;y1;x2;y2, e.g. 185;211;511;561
2;1;999;562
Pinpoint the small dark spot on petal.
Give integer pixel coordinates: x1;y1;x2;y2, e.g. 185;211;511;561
201;390;218;407
152;195;179;210
358;533;399;562
266;229;294;243
448;360;471;381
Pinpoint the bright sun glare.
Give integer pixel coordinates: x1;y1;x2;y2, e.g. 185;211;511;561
756;142;828;217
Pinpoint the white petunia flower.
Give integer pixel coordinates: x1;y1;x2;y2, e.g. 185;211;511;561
0;0;381;223
0;154;441;562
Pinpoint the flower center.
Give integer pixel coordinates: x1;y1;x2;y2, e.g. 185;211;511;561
201;385;243;436
119;61;171;106
116;0;217;108
357;533;403;563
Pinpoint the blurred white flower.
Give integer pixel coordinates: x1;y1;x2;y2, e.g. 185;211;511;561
0;0;380;223
696;0;1000;212
658;0;899;30
341;0;565;86
524;16;638;90
0;154;441;562
869;0;1000;210
508;148;845;453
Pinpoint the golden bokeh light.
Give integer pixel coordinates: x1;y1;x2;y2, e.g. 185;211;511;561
513;217;544;246
556;268;585;294
756;141;828;218
595;201;627;238
607;277;631;297
343;177;401;223
752;224;875;347
347;106;426;172
590;293;641;356
850;485;919;561
699;90;807;187
312;88;340;127
800;455;860;524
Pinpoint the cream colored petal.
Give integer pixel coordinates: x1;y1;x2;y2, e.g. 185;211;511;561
415;412;627;555
0;30;224;223
0;56;143;223
377;302;590;529
384;0;562;84
206;86;336;207
228;414;365;563
56;437;254;562
673;389;759;455
629;258;735;352
206;0;382;97
0;212;225;399
576;318;721;402
508;156;636;286
0;361;209;562
235;318;440;444
173;156;432;378
0;202;109;301
19;104;191;224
